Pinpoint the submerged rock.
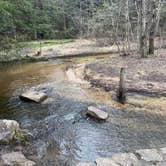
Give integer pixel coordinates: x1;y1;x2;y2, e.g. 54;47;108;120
111;153;138;165
87;106;109;120
1;152;36;166
0;120;20;143
96;158;119;166
42;97;55;105
20;90;47;103
77;163;96;166
95;153;138;166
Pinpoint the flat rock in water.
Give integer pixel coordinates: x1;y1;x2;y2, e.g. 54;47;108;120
20;91;47;103
1;152;36;166
87;106;109;120
0;120;20;143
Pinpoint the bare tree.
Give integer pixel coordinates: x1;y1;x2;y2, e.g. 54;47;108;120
148;0;161;55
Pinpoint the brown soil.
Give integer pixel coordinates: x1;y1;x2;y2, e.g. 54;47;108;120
84;49;166;96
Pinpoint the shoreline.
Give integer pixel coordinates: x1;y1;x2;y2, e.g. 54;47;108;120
0;39;126;63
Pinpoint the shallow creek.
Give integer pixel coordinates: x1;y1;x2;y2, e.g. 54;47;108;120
0;55;166;166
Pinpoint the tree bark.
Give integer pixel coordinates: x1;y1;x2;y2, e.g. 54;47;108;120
148;0;161;55
61;0;67;37
139;0;148;58
149;29;155;54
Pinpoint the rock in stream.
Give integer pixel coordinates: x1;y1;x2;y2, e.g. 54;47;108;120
0;120;20;143
87;106;109;120
20;90;48;103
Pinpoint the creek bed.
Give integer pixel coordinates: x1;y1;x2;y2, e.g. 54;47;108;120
0;56;166;166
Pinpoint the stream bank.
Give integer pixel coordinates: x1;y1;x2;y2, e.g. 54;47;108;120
83;51;166;97
0;39;123;63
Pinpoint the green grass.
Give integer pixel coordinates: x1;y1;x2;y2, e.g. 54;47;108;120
16;39;75;48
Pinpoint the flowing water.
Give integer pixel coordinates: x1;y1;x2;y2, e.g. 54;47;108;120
0;56;166;166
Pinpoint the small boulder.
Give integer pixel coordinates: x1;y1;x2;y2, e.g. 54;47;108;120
87;106;109;120
0;120;20;143
20;90;47;103
136;149;163;162
1;152;36;166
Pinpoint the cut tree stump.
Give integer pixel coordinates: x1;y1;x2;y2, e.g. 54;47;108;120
117;67;126;103
20;90;47;103
87;106;109;120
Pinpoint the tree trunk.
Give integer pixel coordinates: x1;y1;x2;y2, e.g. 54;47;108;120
149;30;155;54
148;0;161;55
139;0;148;58
61;0;67;37
140;33;147;58
34;30;37;40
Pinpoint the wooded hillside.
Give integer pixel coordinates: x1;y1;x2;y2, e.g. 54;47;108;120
0;0;165;56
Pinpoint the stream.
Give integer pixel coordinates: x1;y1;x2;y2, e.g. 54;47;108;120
0;56;166;166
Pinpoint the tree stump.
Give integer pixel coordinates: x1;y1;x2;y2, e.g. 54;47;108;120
117;67;126;103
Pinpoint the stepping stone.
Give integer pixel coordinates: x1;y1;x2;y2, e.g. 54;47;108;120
1;152;36;166
136;149;163;162
87;106;109;120
20;91;47;103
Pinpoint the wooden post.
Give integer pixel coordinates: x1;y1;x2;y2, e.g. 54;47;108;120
117;67;126;103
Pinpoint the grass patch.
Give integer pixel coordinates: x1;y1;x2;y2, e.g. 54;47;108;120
16;39;75;48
